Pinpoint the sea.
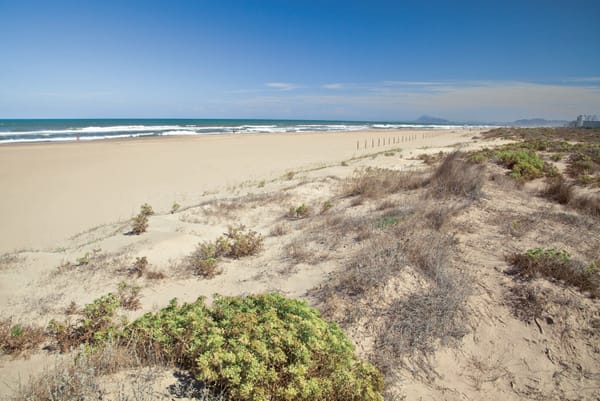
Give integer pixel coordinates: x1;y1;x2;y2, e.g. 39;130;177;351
0;119;483;144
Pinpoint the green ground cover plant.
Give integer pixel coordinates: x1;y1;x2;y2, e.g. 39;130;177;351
495;149;544;180
125;293;383;401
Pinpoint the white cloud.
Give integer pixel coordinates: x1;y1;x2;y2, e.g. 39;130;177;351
265;82;299;91
233;80;600;121
322;83;344;90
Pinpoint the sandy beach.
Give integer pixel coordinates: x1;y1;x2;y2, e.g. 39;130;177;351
0;128;478;253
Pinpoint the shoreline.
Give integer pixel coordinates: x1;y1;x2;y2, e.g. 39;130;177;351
0;125;489;147
0;128;482;253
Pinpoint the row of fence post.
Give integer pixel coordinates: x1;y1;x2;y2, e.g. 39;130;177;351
355;131;441;150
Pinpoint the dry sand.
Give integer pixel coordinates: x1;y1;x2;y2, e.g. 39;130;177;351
0;128;478;253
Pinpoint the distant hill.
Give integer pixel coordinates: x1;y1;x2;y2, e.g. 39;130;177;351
510;118;568;127
415;115;450;124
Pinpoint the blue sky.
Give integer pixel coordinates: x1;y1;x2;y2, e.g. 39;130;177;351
1;0;599;121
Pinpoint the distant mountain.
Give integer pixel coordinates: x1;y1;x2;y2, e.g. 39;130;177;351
510;118;568;127
415;115;450;124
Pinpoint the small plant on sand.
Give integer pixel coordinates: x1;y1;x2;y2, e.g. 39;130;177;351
0;319;46;356
508;248;600;297
129;256;148;277
131;213;148;235
171;201;181;214
258;180;266;188
288;204;311;219
130;203;154;235
125;293;383;401
320;200;333;214
270;223;290;237
224;225;263;258
117;281;142;310
75;248;102;267
189;241;223;278
188;225;263;277
140;203;154;217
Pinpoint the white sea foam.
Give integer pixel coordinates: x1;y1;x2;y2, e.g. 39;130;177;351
0;125;195;136
0;121;498;144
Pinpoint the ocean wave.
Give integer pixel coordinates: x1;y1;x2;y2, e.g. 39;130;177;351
0;125;196;136
0;121;496;144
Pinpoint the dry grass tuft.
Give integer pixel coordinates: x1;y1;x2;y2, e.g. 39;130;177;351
284;240;321;265
342;167;429;200
427;151;485;200
542;176;574;205
10;342;163;401
331;239;406;299
270;223;290;237
146;269;167;280
570;193;600;217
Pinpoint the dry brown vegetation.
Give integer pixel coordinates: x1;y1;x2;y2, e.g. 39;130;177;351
507;248;599;298
427;151;484;200
307;152;485;376
0;319;46;357
342;167;429;200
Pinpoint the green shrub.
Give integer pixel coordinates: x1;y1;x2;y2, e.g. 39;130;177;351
495;149;544;180
171;201;181;214
126;293;383;401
